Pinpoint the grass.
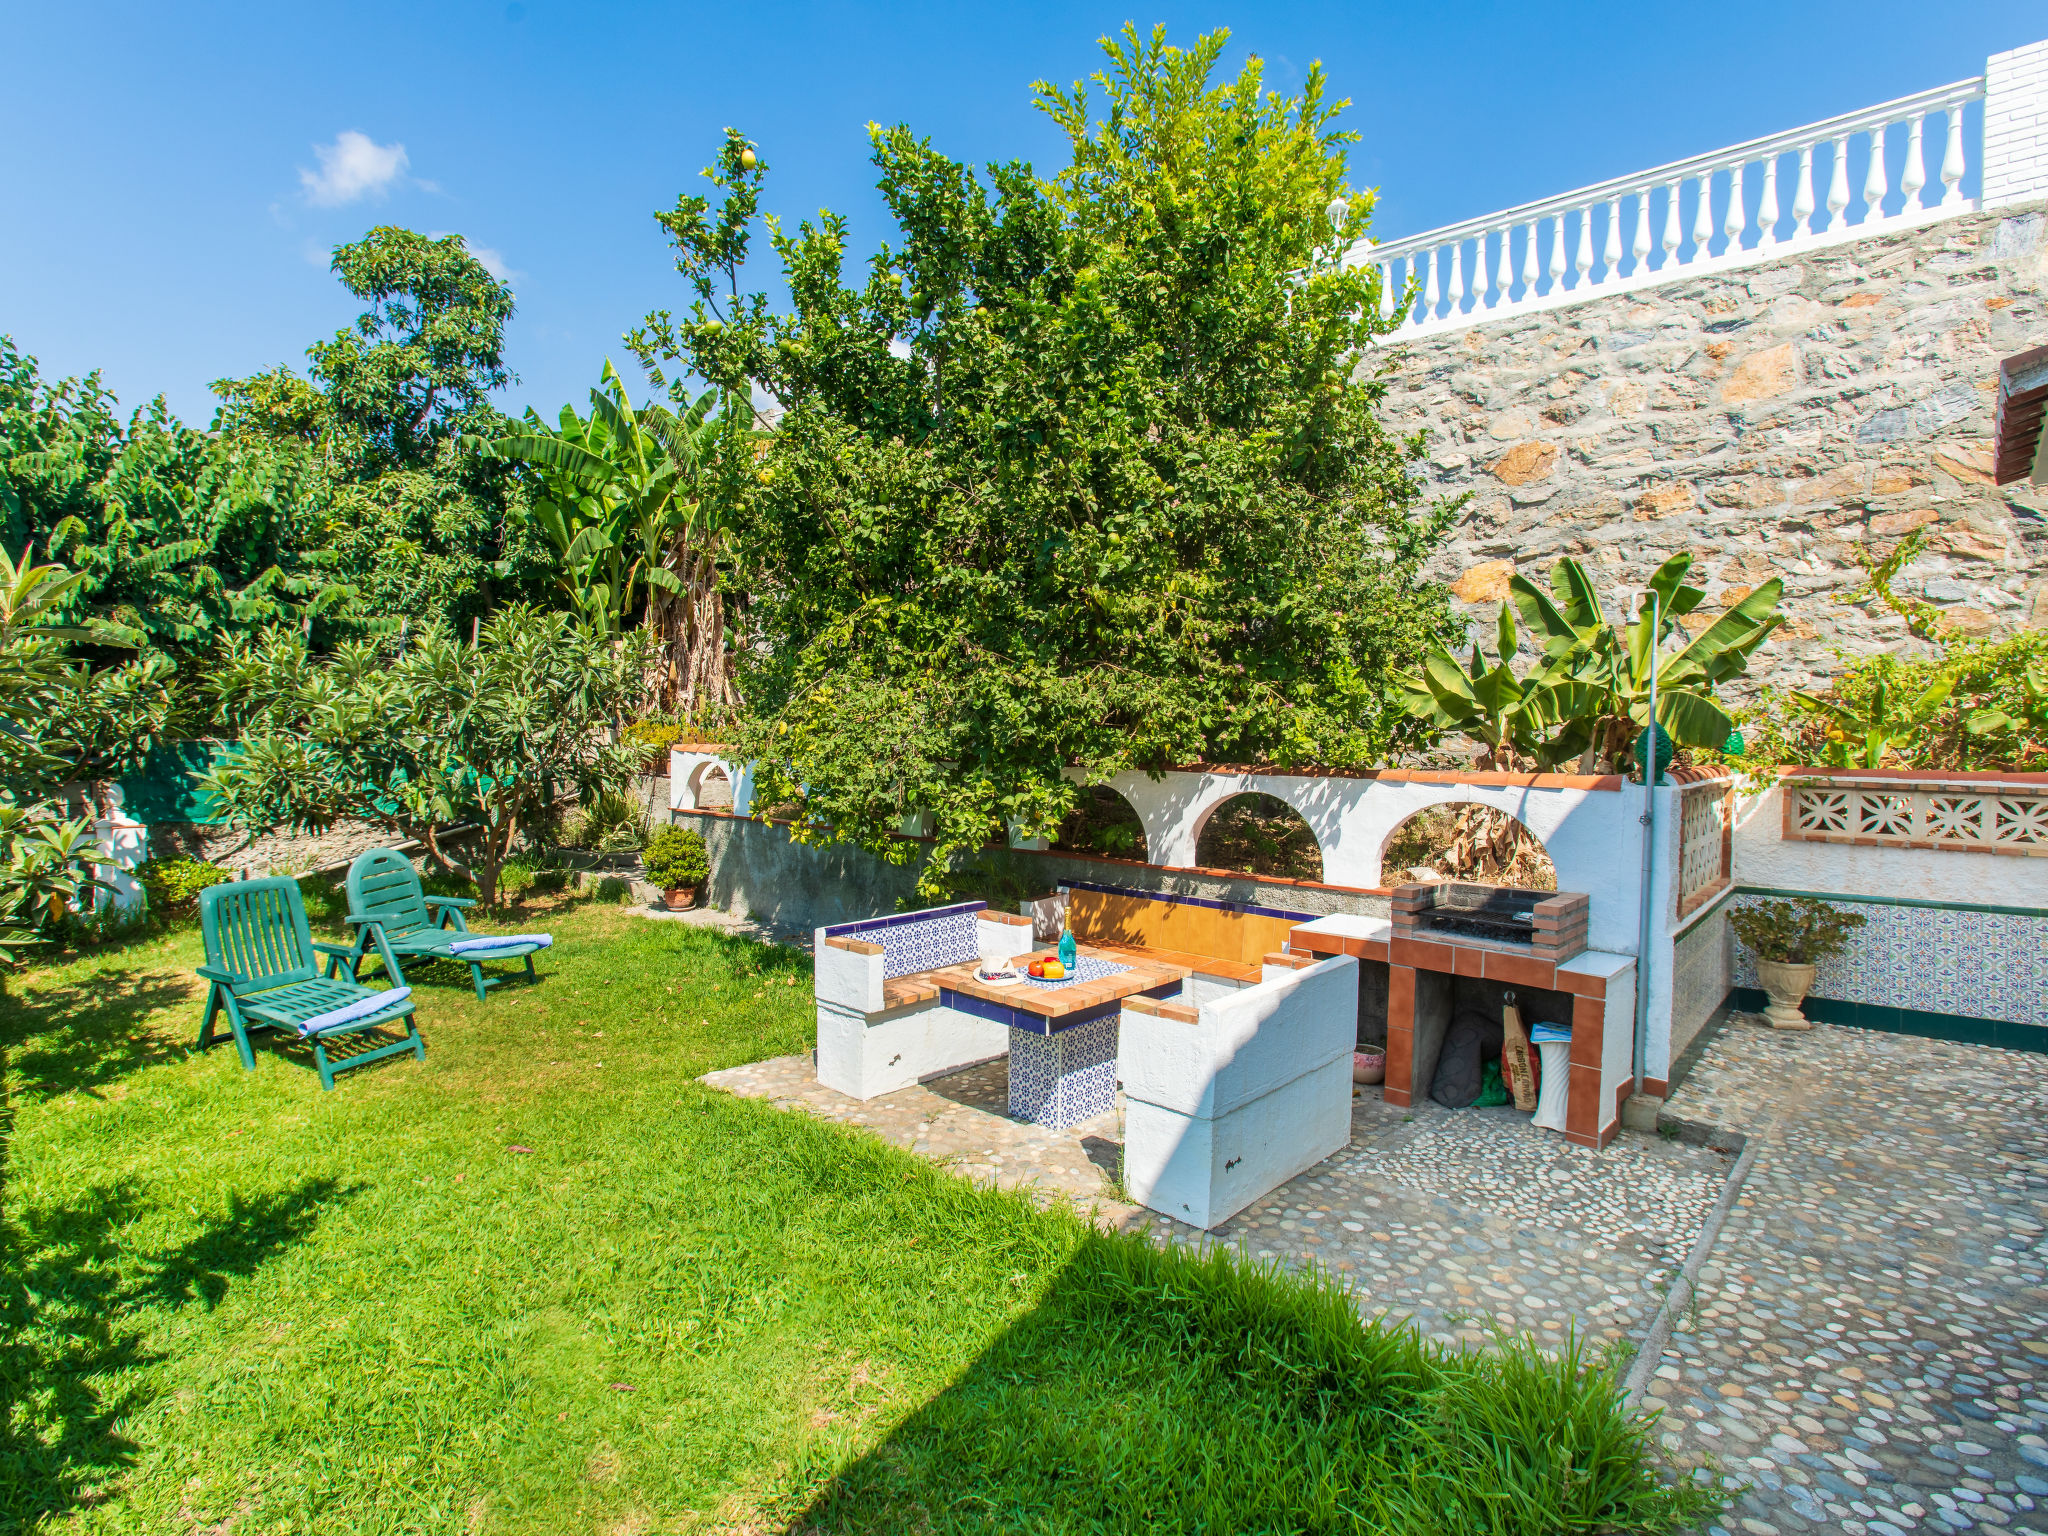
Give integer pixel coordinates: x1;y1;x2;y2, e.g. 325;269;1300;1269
0;886;1719;1534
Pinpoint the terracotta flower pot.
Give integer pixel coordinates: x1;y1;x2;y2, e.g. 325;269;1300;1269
1756;958;1817;1031
663;886;699;911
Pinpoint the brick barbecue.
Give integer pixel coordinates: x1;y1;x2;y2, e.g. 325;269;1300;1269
1391;882;1589;962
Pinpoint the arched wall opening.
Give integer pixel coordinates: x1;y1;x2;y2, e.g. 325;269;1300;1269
1053;784;1149;862
1192;792;1324;882
1381;801;1556;890
690;763;734;812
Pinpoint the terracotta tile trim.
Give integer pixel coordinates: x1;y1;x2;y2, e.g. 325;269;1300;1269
1124;995;1200;1023
979;910;1034;927
824;936;884;956
1776;765;2048;786
1262;951;1318;970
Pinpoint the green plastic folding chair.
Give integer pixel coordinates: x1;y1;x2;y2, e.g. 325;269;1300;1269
197;877;425;1090
342;848;549;1001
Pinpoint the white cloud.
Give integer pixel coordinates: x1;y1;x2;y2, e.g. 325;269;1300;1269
299;130;409;206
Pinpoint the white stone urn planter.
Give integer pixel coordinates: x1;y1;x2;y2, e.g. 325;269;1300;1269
1756;959;1817;1031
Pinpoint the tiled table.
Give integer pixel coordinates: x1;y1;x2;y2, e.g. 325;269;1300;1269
928;946;1189;1129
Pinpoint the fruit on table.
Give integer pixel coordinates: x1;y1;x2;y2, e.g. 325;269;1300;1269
1042;960;1066;980
1027;960;1045;978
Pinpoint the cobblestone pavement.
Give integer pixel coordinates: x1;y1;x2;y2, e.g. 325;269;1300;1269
702;1050;1732;1353
1656;1016;2048;1536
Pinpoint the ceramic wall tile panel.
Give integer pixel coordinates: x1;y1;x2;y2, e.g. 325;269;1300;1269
1007;1014;1120;1129
867;910;983;979
1015;956;1129;994
1730;896;2048;1027
1672;904;1733;1059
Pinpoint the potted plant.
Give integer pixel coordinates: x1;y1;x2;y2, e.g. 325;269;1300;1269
642;825;710;911
1726;897;1866;1031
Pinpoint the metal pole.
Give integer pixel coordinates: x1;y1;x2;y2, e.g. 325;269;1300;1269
1632;590;1661;1102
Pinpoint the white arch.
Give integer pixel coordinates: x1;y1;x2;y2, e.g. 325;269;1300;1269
1187;789;1327;879
1375;797;1557;884
670;748;754;816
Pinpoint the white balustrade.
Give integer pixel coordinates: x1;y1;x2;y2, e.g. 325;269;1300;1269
1365;74;1984;337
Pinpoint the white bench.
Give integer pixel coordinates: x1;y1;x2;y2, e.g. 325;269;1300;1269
1120;952;1359;1229
813;901;1035;1100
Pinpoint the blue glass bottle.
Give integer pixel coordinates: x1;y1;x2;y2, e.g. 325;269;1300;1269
1057;915;1078;970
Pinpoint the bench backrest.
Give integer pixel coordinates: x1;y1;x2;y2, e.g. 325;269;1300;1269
821;901;984;979
200;877;319;991
346;849;434;937
1067;884;1304;969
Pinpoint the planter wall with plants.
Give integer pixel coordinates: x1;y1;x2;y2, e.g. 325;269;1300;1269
1715;767;2048;1052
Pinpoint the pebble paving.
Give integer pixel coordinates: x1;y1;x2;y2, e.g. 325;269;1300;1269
1655;1017;2048;1536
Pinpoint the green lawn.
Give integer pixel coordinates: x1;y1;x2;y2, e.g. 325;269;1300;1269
0;887;1716;1534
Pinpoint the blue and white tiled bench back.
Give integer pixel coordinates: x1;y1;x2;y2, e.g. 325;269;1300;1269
814;900;1036;1100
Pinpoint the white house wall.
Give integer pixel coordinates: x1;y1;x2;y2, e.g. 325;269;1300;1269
1732;782;2048;906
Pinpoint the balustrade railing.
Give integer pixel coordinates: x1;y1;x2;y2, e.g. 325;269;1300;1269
1364;75;1985;337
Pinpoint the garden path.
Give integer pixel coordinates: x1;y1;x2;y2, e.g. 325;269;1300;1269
1654;1018;2048;1536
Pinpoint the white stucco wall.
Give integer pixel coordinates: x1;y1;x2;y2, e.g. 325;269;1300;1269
1733;781;2048;906
1081;765;1655;946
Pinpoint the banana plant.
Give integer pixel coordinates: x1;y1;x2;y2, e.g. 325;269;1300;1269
476;361;722;634
1509;553;1783;771
1401;604;1533;768
1797;672;1957;769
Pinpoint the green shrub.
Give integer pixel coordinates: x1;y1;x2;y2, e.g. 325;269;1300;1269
642;825;709;889
135;857;231;920
624;719;690;766
1728;897;1866;965
421;866;481;903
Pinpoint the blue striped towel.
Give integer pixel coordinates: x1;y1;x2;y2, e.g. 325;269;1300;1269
447;933;552;955
1528;1021;1572;1044
299;987;412;1036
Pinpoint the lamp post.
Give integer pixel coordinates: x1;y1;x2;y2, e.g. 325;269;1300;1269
1632;588;1662;1103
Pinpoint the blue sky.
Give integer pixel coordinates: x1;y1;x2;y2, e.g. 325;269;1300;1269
3;0;2040;426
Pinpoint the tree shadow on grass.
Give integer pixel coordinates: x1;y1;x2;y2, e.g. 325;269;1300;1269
0;1139;359;1524
774;1230;1718;1536
0;967;195;1101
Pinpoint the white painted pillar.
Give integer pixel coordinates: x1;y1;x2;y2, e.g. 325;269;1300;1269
95;807;148;913
1982;38;2048;209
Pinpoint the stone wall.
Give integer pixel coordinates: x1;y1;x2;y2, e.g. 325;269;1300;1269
1376;202;2048;693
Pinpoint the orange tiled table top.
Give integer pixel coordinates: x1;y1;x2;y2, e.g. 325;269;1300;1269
925;945;1191;1022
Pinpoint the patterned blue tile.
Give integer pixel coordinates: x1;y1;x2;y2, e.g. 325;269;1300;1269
1007;1014;1120;1129
1729;895;2048;1027
1016;956;1128;994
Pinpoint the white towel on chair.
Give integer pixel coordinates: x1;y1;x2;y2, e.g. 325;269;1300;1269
447;933;552;955
299;987;412;1036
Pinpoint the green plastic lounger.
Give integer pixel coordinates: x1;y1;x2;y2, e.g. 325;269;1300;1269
342;848;551;1001
196;877;425;1091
